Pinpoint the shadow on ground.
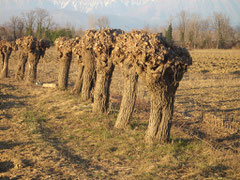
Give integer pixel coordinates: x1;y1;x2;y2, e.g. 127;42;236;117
38;122;108;178
0;141;30;150
0;161;14;173
0;83;32;120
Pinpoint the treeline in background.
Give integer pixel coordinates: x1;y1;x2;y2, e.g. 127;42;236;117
0;8;240;49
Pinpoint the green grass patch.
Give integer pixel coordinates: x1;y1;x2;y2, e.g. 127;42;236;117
22;111;46;135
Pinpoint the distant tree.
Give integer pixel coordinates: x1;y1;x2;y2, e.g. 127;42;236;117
178;11;188;46
46;28;74;44
16;18;25;38
165;23;173;44
235;25;240;40
8;16;18;40
75;27;85;37
96;16;110;30
21;9;55;39
35;8;49;39
143;24;160;33
88;15;96;30
10;16;25;39
22;10;36;36
35;8;55;39
88;15;110;30
0;26;12;40
143;24;150;32
187;14;201;48
3;16;25;40
212;12;232;49
188;30;194;47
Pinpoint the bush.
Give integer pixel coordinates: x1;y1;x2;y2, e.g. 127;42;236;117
45;28;74;44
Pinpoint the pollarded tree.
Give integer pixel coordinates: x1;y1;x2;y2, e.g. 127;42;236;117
15;50;28;80
0;41;6;70
25;39;50;84
72;44;84;94
55;37;80;90
92;29;123;113
15;36;37;80
72;30;96;101
0;40;18;78
111;32;139;129
129;31;192;144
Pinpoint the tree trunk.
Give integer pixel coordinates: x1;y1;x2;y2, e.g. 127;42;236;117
0;52;11;78
92;64;114;113
145;87;176;144
58;52;72;90
25;52;40;84
72;64;84;94
90;71;97;102
81;51;95;101
114;71;138;129
1;52;5;69
16;51;28;80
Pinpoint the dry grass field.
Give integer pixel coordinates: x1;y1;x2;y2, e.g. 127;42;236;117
0;48;239;179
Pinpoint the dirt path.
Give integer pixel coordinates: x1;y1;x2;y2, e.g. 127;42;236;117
0;79;92;179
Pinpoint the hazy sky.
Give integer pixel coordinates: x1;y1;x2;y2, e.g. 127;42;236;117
1;0;240;29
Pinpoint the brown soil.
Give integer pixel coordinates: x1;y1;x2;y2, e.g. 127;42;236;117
0;48;239;179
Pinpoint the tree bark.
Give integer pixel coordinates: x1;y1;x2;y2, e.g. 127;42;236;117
58;52;72;90
16;51;28;80
81;51;96;101
72;64;84;94
145;86;176;144
1;52;5;69
114;70;138;129
90;71;97;102
25;52;40;84
92;64;114;113
0;51;11;78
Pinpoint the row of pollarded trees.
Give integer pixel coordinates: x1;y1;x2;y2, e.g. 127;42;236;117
55;29;192;144
0;36;50;84
0;30;192;144
15;36;50;84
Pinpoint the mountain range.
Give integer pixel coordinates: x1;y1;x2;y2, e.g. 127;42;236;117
1;0;240;30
